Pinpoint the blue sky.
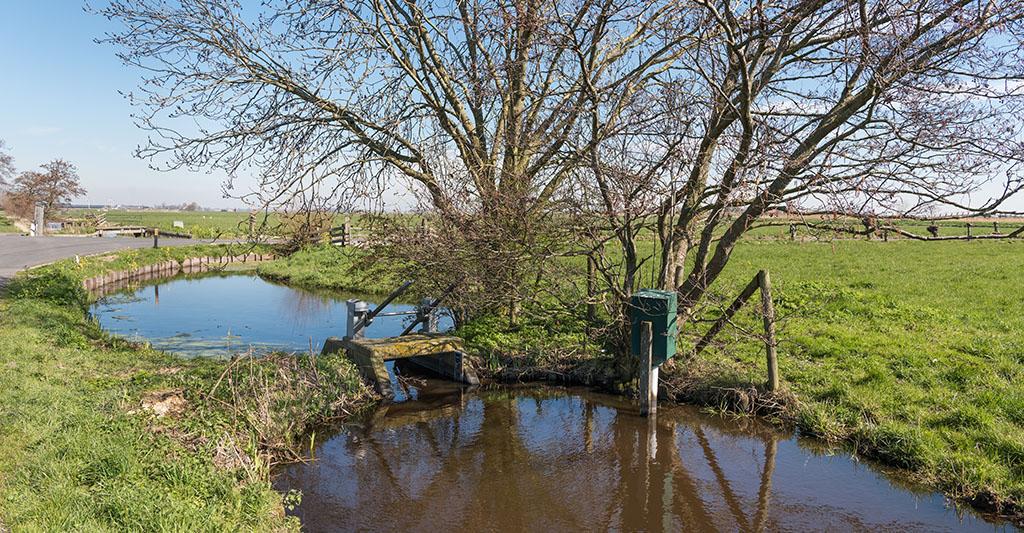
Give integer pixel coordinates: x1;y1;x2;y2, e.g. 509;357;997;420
0;1;245;208
2;2;1021;213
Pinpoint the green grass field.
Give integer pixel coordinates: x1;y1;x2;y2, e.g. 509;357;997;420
61;208;1023;243
741;217;1024;240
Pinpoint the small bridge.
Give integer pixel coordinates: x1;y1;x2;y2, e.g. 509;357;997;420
321;281;479;399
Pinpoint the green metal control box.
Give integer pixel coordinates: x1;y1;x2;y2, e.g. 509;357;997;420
630;289;678;364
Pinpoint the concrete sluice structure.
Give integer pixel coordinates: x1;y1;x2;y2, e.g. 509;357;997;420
322;335;480;399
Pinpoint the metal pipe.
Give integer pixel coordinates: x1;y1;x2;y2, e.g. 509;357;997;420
353;279;414;334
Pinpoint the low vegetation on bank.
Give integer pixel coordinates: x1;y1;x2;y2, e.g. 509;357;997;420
0;245;371;531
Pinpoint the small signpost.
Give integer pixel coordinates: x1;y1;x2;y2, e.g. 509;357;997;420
631;289;678;416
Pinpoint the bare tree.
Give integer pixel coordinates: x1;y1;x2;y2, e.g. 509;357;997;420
99;0;697;316
571;0;1024;328
4;160;86;218
0;140;14;187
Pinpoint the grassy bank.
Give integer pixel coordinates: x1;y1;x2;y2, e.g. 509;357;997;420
672;239;1024;519
258;241;1024;522
256;245;401;294
0;245;371;530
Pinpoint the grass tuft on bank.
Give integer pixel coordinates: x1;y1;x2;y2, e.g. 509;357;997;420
0;245;371;531
0;211;18;233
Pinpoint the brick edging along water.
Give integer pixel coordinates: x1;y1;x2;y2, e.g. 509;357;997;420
82;253;275;294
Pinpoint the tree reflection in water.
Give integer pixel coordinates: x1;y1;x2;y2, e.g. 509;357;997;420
277;387;1004;532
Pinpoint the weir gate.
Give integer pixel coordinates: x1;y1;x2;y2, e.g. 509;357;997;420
321;281;479;399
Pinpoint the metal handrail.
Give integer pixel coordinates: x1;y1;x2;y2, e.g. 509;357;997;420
374;310;418;317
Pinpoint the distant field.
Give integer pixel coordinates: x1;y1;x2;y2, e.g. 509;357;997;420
62;209;394;239
65;209;279;239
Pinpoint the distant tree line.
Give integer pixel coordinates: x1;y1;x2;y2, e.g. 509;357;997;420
151;201;202;211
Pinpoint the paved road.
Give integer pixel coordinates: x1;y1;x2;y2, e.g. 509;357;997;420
0;234;198;287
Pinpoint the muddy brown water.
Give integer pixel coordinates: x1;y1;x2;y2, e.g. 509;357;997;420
276;384;1016;532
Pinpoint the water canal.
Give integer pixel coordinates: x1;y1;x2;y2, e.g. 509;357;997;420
90;272;451;358
90;273;1016;531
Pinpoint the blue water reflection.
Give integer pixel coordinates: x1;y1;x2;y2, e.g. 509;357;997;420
90;273;452;358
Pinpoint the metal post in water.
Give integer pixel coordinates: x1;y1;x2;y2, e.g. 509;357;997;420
345;299;369;340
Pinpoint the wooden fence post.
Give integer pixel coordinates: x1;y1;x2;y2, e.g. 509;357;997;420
639;321;657;416
966;222;973;239
758;270;779;392
343;216;352;247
